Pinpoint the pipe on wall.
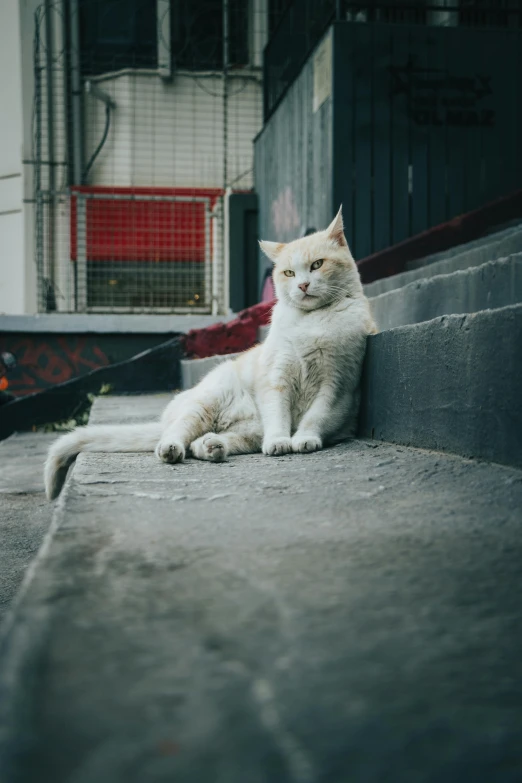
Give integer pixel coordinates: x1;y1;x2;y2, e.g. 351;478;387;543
69;0;84;185
44;0;56;302
68;0;84;312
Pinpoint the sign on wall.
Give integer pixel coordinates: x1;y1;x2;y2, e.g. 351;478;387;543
390;57;496;128
313;31;332;113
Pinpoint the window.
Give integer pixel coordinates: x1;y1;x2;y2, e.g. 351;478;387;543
79;0;157;75
171;0;248;69
79;0;255;75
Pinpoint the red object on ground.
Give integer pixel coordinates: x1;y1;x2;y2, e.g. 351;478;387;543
183;301;275;359
70;186;222;262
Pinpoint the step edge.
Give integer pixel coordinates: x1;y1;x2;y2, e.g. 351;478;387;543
368;254;522;303
364;234;522;296
372;301;522;337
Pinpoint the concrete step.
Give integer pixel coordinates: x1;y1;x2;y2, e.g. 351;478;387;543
258;324;270;342
360;303;522;467
407;220;522;271
181;353;239;390
1;395;521;783
181;305;522;467
181;328;269;390
364;221;522;297
370;254;522;331
0;432;55;627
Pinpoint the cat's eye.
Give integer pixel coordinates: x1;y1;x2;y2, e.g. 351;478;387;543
311;259;324;271
283;270;295;277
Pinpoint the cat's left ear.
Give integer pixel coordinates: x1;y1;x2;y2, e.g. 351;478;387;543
259;240;286;263
326;206;347;247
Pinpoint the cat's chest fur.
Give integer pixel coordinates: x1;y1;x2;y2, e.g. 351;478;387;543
266;304;352;390
280;304;350;356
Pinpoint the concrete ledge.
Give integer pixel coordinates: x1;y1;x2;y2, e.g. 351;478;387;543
181;354;239;389
0;433;55;624
370;255;522;331
0;313;236;334
360;304;522;467
364;224;522;297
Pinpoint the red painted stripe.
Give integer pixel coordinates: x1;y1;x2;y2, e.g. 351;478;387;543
357;189;522;285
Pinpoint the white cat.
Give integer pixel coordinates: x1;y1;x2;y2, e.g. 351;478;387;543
44;207;376;500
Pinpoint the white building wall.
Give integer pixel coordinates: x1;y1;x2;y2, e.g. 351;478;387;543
73;70;262;314
2;0;266;313
0;0;36;314
84;70;263;190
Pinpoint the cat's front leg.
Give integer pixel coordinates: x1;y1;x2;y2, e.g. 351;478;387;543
292;386;343;454
259;386;293;456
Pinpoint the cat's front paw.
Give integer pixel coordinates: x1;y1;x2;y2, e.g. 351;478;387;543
262;436;293;456
291;433;322;454
155;439;185;464
191;434;227;462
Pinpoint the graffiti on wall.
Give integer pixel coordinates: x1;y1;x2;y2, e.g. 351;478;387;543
390;57;495;128
0;336;110;396
262;186;301;303
271;186;300;238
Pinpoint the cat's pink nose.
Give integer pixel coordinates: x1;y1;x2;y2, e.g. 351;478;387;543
298;282;310;293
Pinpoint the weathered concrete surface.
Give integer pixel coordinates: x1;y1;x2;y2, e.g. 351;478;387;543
1;395;521;783
364;223;522;297
360;304;522;468
0;433;55;624
370;255;522;331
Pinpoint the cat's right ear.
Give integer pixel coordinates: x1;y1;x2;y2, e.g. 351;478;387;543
259;240;286;263
326;206;348;247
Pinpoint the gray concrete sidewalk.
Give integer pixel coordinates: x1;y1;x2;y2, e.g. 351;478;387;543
0;432;55;624
1;395;521;783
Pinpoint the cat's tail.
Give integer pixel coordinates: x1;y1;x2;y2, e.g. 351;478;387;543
44;422;163;501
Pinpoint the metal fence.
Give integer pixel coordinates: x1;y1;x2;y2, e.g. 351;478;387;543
32;0;271;314
264;0;522;120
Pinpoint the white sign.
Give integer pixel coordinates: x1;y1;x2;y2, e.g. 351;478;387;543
313;32;332;113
